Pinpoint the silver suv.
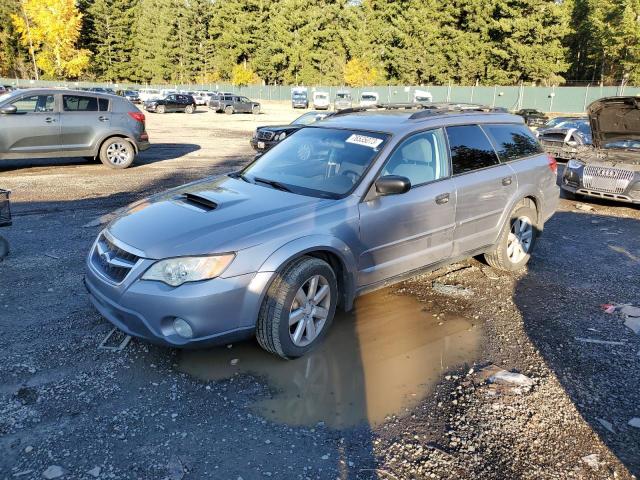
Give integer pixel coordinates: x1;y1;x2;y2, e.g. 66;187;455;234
0;88;150;168
85;106;559;358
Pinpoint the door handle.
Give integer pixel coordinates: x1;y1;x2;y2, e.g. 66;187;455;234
501;176;513;186
435;193;450;205
98;116;109;122
45;117;56;123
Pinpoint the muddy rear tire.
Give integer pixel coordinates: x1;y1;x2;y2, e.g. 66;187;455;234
484;198;538;272
256;256;337;359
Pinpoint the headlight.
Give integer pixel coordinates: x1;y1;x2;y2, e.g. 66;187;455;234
277;132;287;141
567;159;584;170
141;254;234;286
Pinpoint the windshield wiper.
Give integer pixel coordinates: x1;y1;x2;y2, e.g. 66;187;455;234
253;177;293;193
229;171;252;183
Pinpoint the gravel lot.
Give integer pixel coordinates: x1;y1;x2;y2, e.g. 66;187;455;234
1;103;639;480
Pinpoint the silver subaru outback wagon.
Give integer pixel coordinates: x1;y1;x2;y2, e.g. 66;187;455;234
0;88;149;168
85;106;559;358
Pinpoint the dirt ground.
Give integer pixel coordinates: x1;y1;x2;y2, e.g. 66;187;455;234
1;103;639;480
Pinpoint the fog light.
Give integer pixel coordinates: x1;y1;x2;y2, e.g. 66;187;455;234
173;318;193;338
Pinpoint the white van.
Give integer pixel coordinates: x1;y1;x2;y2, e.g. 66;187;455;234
359;91;379;107
312;91;330;110
138;88;161;103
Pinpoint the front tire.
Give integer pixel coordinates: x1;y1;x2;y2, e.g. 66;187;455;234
484;199;537;271
256;256;338;359
99;138;135;169
252;105;260;115
185;104;195;114
156;105;165;114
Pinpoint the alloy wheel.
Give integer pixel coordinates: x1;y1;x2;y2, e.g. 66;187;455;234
288;274;331;347
507;216;533;263
106;142;131;166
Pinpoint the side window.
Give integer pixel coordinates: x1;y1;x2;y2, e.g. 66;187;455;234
381;128;450;187
445;125;499;175
63;95;99;112
11;95;55;113
233;96;241;102
482;124;543;162
98;98;109;111
166;94;175;101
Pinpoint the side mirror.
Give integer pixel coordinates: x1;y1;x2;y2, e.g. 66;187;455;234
375;175;411;196
0;105;17;114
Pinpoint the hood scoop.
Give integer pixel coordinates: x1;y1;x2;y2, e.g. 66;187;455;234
176;193;218;212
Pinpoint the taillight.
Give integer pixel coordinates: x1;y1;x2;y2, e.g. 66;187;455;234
128;111;145;124
547;154;557;174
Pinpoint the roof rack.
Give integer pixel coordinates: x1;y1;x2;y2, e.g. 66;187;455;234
408;103;508;120
332;102;427;117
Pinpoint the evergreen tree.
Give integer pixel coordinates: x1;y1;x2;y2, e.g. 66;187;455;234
87;0;137;81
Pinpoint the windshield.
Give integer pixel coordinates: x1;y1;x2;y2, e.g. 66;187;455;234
361;95;377;101
242;127;389;198
554;120;591;135
293;93;307;99
292;112;327;125
336;93;350;100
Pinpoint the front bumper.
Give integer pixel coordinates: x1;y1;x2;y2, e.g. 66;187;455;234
85;261;262;348
249;137;278;153
561;165;640;204
144;104;158;112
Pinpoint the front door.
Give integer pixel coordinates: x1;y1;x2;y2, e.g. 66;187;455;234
59;95;111;153
358;128;457;287
445;124;517;256
0;93;59;159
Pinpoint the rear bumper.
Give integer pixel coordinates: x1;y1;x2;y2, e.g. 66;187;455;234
137;139;151;152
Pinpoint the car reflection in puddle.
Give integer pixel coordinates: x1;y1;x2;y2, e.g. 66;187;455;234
179;288;482;428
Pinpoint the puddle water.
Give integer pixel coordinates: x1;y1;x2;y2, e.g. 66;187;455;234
179;288;482;428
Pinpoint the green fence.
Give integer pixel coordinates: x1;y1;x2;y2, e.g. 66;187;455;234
2;77;638;113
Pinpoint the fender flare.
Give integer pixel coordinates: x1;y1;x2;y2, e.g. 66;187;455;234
246;235;359;318
93;131;139;156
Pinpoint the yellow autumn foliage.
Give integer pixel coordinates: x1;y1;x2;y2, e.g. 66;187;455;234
344;59;380;87
12;0;91;78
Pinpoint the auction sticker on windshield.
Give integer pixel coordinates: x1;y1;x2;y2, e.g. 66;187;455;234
346;134;384;149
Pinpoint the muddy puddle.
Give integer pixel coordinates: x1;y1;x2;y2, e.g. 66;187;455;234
179;288;482;428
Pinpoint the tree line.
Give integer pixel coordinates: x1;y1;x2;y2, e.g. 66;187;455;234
0;0;638;86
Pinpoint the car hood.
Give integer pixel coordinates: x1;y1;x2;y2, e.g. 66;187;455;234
107;175;332;259
257;125;300;133
588;96;640;149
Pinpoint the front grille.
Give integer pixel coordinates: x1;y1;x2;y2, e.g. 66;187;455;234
257;130;275;141
583;165;634;194
91;233;140;283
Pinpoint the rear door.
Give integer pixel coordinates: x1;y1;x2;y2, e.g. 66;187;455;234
59;94;111;154
358;128;457;286
0;93;59;159
446;124;516;256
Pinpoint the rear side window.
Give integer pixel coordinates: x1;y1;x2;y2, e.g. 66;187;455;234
98;98;109;111
445;125;499;175
63;95;98;112
483;124;542;162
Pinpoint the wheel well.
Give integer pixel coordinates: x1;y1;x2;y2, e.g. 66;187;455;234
300;250;352;311
98;135;137;155
522;195;540;225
